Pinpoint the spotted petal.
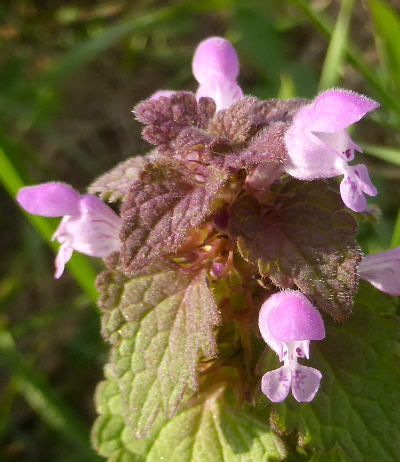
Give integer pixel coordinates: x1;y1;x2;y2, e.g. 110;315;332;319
291;364;322;402
340;164;377;212
261;366;291;402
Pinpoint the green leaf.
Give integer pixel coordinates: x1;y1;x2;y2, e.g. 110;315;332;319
228;180;361;319
92;373;166;461
146;390;287;462
97;262;220;436
309;444;351;462
0;328;99;460
268;282;400;461
362;142;400;167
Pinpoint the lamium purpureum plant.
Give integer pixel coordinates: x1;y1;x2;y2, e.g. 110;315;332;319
16;37;400;461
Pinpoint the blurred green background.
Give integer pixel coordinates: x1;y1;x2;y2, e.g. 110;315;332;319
1;0;400;460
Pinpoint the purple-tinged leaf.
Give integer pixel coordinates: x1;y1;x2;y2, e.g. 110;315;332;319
166;127;214;163
208;97;259;143
228;180;361;319
134;92;215;147
224;122;288;171
97;259;220;436
120;161;227;275
88;154;153;202
251;98;307;127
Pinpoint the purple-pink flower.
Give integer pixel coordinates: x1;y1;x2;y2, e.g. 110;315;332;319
358;247;400;296
147;37;243;111
284;89;379;212
192;37;243;111
17;183;121;278
259;290;325;402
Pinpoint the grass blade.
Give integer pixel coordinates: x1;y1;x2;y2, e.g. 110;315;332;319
319;0;355;90
289;0;400;119
368;0;400;89
359;141;400;247
391;211;400;248
361;142;400;166
0;328;100;460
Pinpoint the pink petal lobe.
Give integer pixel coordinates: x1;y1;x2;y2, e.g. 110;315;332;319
310;89;379;133
17;183;80;217
352;164;377;196
54;244;73;279
340;175;367;212
266;291;325;342
291;364;322;402
192;37;239;85
358;247;400;295
261;366;291;402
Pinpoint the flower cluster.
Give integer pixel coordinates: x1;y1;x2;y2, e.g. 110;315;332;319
16;37;400;408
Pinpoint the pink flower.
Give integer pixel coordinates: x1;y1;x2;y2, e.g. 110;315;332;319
259;290;325;402
284;89;380;212
17;183;121;278
358;247;400;296
192;37;243;110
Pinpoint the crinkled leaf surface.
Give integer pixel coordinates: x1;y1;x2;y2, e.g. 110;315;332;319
228;180;360;319
120;161;227;274
208;97;259;143
88;155;152;202
93;377;286;462
146;391;286;462
92;373;165;462
134;92;215;146
308;445;352;462
97;262;220;436
267;283;400;462
224;122;288;171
